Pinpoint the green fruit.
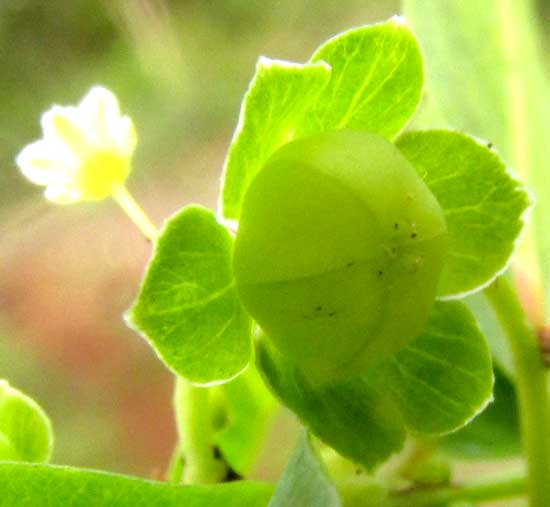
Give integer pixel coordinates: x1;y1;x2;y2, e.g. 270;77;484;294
234;130;448;382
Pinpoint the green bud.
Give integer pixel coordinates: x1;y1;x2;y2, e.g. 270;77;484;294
234;130;448;381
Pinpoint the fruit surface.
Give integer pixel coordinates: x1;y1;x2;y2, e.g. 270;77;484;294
234;130;448;381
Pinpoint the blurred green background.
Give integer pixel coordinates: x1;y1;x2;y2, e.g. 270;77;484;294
0;0;549;491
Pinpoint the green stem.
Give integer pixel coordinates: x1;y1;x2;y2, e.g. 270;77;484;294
484;276;550;507
174;376;226;484
166;444;184;484
386;471;526;506
111;184;159;242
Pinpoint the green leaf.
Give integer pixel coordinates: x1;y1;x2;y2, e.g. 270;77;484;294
127;205;251;385
268;432;341;507
257;301;492;468
0;380;53;463
465;292;514;379
396;130;530;297
403;0;550;312
220;18;425;222
0;463;273;507
299;17;424;139
382;300;494;435
256;338;406;470
220;58;331;221
213;365;277;475
440;367;520;459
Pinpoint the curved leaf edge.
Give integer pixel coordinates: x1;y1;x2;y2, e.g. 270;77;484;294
0;461;274;505
125;204;252;387
397;129;534;300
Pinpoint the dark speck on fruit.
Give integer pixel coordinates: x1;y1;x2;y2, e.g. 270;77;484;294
315;305;322;312
328;312;335;317
346;261;355;267
411;232;417;238
378;270;383;276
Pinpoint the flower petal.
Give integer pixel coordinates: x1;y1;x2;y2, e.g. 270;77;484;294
113;116;137;155
16;85;136;204
44;184;82;204
78;86;121;145
41;106;88;155
16;140;77;186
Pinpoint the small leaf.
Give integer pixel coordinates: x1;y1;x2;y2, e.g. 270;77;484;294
268;431;342;507
396;130;531;297
382;300;494;435
0;380;53;463
269;432;341;507
257;337;406;470
220;58;331;221
0;462;273;507
465;292;514;379
440;367;520;459
127;205;251;385
213;365;278;475
300;17;423;140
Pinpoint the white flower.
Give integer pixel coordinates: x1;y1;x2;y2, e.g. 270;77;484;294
16;86;137;203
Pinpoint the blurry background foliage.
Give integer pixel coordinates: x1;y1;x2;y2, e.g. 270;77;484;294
1;0;550;480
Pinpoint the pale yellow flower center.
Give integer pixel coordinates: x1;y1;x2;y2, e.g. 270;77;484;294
78;149;131;200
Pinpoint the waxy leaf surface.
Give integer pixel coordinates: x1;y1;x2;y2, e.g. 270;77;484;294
441;367;520;458
128;205;251;384
0;463;273;507
220;59;331;221
300;17;423;139
220;18;424;221
397;131;530;297
382;301;494;434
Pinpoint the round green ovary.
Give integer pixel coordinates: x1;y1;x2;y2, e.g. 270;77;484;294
234;131;447;382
